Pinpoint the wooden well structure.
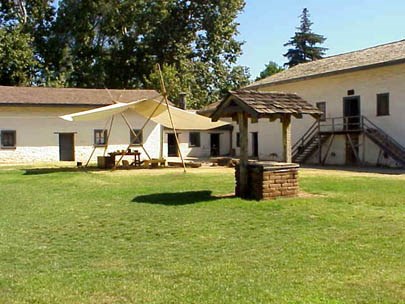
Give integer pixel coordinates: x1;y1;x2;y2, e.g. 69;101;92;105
211;90;321;199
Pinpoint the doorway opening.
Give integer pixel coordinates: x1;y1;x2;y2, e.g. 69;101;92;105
343;96;361;130
251;132;258;157
210;133;220;157
167;133;178;157
59;133;75;161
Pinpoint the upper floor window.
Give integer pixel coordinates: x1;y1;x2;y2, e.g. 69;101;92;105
316;102;326;121
189;132;201;147
130;129;143;145
377;93;389;116
1;130;16;148
94;129;107;146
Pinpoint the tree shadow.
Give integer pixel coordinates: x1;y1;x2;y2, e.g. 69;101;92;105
132;190;232;206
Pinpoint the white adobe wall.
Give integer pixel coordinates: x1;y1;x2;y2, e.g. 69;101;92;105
258;63;405;166
0;106;161;164
232;119;284;160
162;129;232;158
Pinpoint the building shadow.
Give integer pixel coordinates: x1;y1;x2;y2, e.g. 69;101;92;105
132;190;231;206
301;164;405;175
23;167;101;175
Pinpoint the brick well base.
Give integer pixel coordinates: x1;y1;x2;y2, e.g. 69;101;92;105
235;163;299;200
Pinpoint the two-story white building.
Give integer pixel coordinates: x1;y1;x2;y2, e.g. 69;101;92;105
238;39;405;167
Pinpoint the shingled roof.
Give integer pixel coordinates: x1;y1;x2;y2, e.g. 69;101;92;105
0;86;160;106
211;90;322;121
247;39;405;89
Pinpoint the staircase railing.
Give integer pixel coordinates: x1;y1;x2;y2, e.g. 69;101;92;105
319;116;363;132
292;115;405;165
292;120;319;158
362;116;404;150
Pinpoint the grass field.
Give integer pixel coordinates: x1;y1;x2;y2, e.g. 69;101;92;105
0;166;404;303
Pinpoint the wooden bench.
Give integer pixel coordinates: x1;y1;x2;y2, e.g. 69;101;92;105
142;158;166;169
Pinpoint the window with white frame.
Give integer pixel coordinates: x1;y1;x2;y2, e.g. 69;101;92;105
94;129;107;146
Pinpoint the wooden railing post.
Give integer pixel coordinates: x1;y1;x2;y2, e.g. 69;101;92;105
317;119;322;164
282;115;292;163
238;112;249;198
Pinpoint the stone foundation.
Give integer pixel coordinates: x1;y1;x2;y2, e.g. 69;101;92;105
235;162;299;200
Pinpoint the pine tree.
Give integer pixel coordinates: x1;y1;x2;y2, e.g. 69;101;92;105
283;8;327;68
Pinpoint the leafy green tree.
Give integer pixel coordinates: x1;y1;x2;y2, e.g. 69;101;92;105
51;0;249;107
255;61;284;81
283;8;327;68
0;0;55;85
0;25;37;85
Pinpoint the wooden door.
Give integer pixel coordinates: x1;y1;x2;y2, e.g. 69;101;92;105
210;133;220;156
167;133;178;157
59;133;75;161
343;96;360;130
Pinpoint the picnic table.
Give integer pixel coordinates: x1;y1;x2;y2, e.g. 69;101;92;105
108;150;141;166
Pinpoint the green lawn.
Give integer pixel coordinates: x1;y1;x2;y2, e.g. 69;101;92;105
0;167;404;303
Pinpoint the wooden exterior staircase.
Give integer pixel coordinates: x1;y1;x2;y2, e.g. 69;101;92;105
292;121;331;163
292;116;405;167
362;116;405;166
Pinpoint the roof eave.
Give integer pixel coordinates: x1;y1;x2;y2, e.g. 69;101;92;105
247;58;405;90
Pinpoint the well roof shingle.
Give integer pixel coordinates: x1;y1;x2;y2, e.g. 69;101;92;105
230;90;322;116
0;86;160;106
211;90;322;120
247;39;405;88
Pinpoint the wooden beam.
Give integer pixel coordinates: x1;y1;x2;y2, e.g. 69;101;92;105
282;115;292;163
238;112;249;198
322;134;335;165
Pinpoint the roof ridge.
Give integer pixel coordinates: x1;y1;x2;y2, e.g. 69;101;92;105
320;38;405;60
247;38;405;88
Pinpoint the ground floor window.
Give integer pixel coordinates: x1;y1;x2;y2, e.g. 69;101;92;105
236;132;240;147
94;129;107;146
189;132;201;147
316;101;326;121
377;93;389;116
130;129;143;145
1;130;16;148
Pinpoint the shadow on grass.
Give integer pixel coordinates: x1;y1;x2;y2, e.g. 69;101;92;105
301;164;405;175
132;190;231;206
23;167;101;175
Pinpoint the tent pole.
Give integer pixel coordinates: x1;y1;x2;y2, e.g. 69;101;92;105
85;146;97;168
103;115;115;157
120;113;152;160
85;116;112;167
157;64;186;173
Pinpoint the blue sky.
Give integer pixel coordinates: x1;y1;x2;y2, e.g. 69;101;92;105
237;0;405;79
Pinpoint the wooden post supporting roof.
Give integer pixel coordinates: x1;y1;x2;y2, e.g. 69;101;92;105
238;112;249;198
209;90;322;199
282;114;292;163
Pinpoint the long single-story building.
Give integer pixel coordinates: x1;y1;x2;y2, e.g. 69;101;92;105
0;86;231;164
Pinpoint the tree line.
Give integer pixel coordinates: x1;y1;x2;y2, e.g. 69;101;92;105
0;0;250;108
0;2;326;107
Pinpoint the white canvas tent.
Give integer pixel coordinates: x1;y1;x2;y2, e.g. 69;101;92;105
60;98;228;130
60;97;230;169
